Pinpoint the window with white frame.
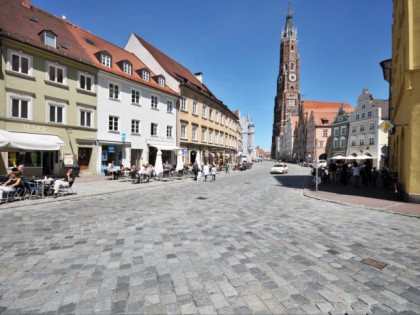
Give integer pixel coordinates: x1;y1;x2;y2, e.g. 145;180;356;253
221;114;224;125
361;113;366;119
202;104;207;118
368;111;372;117
158;76;165;87
109;83;119;99
359;139;365;146
131;119;140;134
47;62;65;84
201;127;206;142
209;109;213;121
167;125;173;138
334;128;339;136
351;139;356;146
109;116;119;131
167;100;173;113
131;89;140;104
9;50;31;75
215;131;219;144
151;123;158;136
341;126;346;135
216;111;219;123
362;104;366;109
43;31;56;48
48;101;65;124
142;70;150;81
10;95;31;120
192;125;198;141
334;139;338;147
356;114;360;120
181;123;187;139
369;122;375;130
151;95;158;109
319;141;324;148
101;53;112;67
78;72;94;92
323;129;328;137
340;139;346;147
209;129;213;143
192;101;198;115
79;107;93;127
352;125;357;133
123;62;132;75
360;124;365;132
181;97;187;111
369;137;375;145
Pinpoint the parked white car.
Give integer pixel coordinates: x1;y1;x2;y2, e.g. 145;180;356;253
309;159;327;168
270;163;289;174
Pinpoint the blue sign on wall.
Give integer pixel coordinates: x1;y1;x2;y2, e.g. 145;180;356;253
108;146;115;153
121;133;126;141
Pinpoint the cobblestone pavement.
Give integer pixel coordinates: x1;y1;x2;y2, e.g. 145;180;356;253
0;163;419;314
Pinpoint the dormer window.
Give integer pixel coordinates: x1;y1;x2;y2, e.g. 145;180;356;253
101;52;112;68
158;76;165;87
40;31;56;48
141;69;150;81
120;61;132;75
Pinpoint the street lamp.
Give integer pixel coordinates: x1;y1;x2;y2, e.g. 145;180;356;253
380;59;392;83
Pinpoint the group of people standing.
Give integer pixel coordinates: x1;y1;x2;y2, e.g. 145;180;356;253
192;161;218;182
328;160;378;187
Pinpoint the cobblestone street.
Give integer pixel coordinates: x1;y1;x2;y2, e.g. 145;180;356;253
0;163;419;314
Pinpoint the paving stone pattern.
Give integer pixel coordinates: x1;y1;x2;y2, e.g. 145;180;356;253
0;163;419;314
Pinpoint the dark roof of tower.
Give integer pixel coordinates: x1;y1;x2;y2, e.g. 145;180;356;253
285;1;293;30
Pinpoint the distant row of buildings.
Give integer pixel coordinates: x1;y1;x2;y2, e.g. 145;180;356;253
272;1;420;203
0;0;257;176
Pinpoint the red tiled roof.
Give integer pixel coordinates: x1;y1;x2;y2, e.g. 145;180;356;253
302;100;352;111
0;0;92;65
66;25;177;95
0;0;177;96
133;33;220;102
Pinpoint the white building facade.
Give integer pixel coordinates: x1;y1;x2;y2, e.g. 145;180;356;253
96;71;178;173
347;89;389;168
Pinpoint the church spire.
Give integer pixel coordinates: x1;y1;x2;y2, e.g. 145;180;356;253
283;0;297;39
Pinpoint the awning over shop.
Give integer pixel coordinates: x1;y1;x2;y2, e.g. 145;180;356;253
0;130;65;151
147;141;184;151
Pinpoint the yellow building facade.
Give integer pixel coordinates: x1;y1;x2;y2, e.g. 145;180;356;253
390;0;420;202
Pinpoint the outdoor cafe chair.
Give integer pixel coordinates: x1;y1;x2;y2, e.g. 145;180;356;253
24;181;43;200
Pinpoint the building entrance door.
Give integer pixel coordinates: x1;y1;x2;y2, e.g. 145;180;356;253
78;148;92;171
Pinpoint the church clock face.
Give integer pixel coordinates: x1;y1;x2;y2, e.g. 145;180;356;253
289;73;296;82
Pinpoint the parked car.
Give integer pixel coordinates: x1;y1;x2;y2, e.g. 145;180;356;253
270;163;288;174
309;159;327;168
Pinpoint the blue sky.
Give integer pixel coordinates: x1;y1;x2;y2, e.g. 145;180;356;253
33;0;393;152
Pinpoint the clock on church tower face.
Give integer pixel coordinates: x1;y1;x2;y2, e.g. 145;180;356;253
289;73;296;82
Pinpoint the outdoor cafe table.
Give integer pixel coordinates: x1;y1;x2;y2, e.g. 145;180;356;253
34;178;51;198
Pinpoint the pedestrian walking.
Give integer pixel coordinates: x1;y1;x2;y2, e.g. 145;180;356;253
211;165;216;182
352;162;360;188
203;164;209;182
226;162;230;174
193;161;199;181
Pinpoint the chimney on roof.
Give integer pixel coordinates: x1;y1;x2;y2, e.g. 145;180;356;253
21;0;31;9
194;72;203;83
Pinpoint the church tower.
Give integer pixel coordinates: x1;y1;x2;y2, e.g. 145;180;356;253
271;2;301;159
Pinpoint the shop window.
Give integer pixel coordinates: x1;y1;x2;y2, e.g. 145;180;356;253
8;151;41;167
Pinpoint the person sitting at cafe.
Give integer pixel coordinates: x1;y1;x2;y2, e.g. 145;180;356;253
52;168;75;198
0;170;22;204
107;163;119;180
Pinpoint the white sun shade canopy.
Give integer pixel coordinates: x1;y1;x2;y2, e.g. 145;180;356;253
0;130;65;151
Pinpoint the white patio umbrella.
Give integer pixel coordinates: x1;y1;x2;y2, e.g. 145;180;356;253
330;155;345;160
176;150;184;171
195;150;202;169
154;149;163;175
357;154;374;159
